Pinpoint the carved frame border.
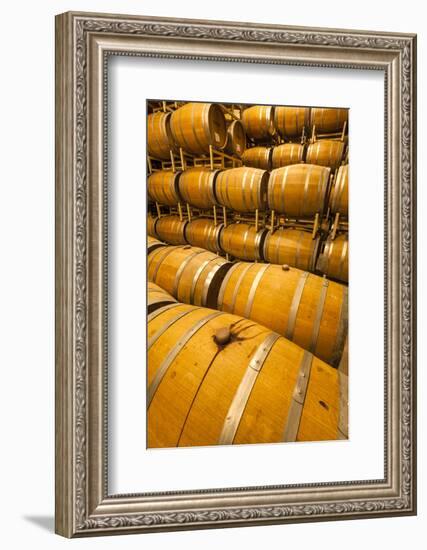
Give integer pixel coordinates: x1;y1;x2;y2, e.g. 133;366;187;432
55;11;417;537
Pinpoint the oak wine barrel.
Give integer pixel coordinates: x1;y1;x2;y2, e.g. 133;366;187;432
147;281;177;313
147;111;176;160
274;106;310;138
147;302;347;447
177;167;219;210
185;218;223;253
169;102;227;155
147;235;166;255
217;262;348;366
306;140;345;171
147;216;159;238
224;120;246;157
241;146;271;170
147;170;181;206
329;164;349;217
263;229;320;271
147;245;232;308
310;107;348;134
219;223;268;262
267;164;330;218
271;143;305;168
241;105;275;141
215;167;269;212
155;216;188;245
316;233;349;283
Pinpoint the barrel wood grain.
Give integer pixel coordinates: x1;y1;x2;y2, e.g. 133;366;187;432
263;229;320;271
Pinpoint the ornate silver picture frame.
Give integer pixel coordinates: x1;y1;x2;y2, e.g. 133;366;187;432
55;11;417;537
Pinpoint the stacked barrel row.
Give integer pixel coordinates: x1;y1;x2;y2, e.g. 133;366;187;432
146;101;348;448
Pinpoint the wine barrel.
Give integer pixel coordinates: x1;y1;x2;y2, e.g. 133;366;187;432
147;235;165;255
268;164;330;218
147;216;159;238
147;245;232;308
215;167;269;212
147;303;347;447
147;170;181;206
147;111;176;160
310;107;348;134
306;140;345;171
241;147;271;170
263;229;320;271
316;234;349;283
155;216;188;245
224;120;246;157
148;281;177;313
177;167;219;210
274;106;310;138
220;223;268;261
217;262;348;367
169;102;227;155
185;218;223;253
271;143;305;168
241;105;275;141
330;164;348;217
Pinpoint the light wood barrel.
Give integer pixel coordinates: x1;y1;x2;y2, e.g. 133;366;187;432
268;164;330;218
147;303;347;447
155;216;188;245
316;233;349;283
310;108;348;134
147;216;159;238
271;143;305;168
263;229;320;271
274;107;310;138
220;223;268;261
185;218;223;253
330;164;348;217
147;245;232;308
169;102;227;155
147;111;175;160
215;167;269;212
147;170;181;206
147;281;177;313
217;262;348;366
177;167;219;209
241;105;275;141
147;235;165;254
224;120;246;157
241;147;271;170
306;140;345;171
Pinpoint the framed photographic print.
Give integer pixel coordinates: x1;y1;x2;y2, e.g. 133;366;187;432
55;11;417;537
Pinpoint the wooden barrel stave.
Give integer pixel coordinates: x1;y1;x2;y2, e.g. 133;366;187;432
147;170;181;206
147;281;177;313
215;167;269;212
241;105;275;141
316;234;349;283
267;164;330;218
169;102;227;155
147;111;176;160
155;216;188;245
274;106;310;138
330;164;349;216
184;218;223;253
306;140;345;171
147;235;166;255
241;146;271;170
147;216;159;238
310;108;348;134
223;120;246;157
263;229;320;271
271;143;305;168
147;303;345;447
220;223;268;261
217;262;347;366
177;167;219;209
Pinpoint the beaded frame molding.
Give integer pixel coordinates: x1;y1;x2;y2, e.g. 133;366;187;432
55;11;417;537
